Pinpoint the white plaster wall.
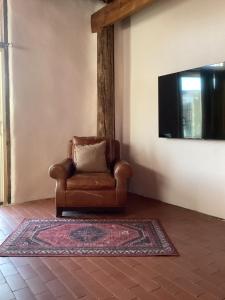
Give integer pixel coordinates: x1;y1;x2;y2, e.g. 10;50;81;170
8;0;98;203
115;0;225;218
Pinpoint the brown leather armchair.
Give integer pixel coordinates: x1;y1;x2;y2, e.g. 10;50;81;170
49;136;132;217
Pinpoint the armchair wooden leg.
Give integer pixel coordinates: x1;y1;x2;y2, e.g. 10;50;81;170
56;207;63;218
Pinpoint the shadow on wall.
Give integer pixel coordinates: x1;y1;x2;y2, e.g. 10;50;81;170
121;143;130;161
115;18;131;161
129;162;167;201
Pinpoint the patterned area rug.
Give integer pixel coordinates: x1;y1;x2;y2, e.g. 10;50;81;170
0;219;178;257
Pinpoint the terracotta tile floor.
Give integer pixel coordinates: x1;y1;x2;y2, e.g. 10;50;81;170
0;194;225;299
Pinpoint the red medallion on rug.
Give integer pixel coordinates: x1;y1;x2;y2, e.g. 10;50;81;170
0;219;178;257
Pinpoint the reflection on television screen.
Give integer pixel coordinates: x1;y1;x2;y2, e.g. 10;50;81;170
158;62;225;140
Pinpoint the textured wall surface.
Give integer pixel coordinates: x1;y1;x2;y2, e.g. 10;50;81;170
115;0;225;218
8;0;98;203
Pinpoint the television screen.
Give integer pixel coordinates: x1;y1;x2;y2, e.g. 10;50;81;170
158;62;225;140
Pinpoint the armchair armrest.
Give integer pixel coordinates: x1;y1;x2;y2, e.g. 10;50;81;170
49;158;75;180
114;160;132;180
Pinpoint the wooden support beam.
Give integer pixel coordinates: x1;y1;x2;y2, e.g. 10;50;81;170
97;25;115;138
92;0;156;33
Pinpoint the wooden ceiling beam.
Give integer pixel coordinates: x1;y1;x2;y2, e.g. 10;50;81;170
92;0;156;33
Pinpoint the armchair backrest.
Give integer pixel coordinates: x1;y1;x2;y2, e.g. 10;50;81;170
68;136;120;169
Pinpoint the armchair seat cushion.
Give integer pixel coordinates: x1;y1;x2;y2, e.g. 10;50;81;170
67;173;116;190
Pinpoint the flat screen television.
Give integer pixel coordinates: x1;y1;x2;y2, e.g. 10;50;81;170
158;62;225;140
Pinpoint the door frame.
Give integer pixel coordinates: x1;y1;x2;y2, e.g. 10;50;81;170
0;0;10;205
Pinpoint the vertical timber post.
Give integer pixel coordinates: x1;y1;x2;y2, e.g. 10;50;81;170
97;24;115;139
